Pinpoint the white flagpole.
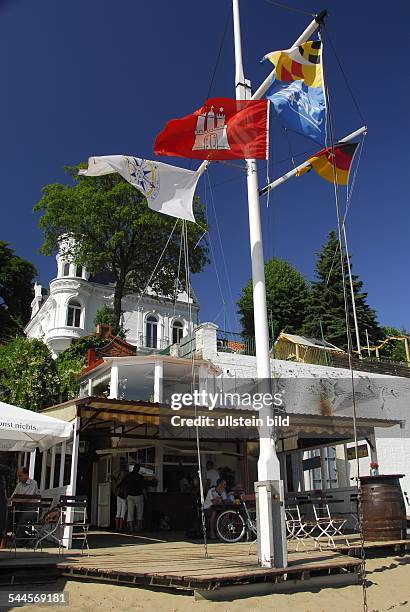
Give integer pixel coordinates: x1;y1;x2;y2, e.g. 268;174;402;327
197;9;328;180
259;126;367;195
231;0;323;569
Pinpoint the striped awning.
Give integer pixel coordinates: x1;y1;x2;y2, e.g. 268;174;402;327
78;399;160;426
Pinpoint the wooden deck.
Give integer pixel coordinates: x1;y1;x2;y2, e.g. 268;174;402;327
0;531;356;592
0;531;408;593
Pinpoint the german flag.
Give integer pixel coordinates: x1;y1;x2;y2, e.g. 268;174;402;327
298;142;358;185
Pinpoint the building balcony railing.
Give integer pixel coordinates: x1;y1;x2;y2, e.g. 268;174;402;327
217;330;410;378
217;331;261;357
138;334;171;353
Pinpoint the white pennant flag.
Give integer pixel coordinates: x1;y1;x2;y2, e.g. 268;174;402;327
79;155;200;222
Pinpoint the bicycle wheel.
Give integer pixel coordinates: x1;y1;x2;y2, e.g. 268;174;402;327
216;510;246;543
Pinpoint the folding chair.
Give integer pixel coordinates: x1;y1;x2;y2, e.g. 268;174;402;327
34;499;62;551
285;501;316;551
311;499;350;548
9;494;42;555
58;495;89;555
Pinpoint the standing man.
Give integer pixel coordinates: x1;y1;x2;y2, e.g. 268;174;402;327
123;464;146;532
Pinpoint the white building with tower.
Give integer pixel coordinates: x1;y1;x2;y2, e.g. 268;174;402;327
24;242;199;357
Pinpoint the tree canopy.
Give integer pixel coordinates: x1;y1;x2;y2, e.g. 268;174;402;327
0;242;37;340
34;168;209;331
302;230;382;351
0;337;59;411
379;326;409;363
238;258;311;338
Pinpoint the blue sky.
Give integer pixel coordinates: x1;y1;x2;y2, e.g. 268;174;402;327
1;0;409;335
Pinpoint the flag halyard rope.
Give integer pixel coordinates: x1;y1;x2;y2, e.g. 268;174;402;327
182;219;208;558
322;28;368;612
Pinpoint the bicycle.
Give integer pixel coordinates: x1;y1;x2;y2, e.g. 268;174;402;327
216;498;257;543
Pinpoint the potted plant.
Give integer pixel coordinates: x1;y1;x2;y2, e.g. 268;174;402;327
370;461;379;476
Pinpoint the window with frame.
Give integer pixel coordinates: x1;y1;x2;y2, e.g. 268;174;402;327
172;320;184;344
66;299;82;327
146;315;158;348
76;265;83;278
63;262;70;276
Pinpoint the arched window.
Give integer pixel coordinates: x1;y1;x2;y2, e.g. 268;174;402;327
146;315;158;348
76;265;83;278
172;320;184;345
66;299;82;328
63;262;70;277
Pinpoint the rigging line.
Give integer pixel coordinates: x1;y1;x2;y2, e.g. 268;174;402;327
282;126;297;170
210;174;246;189
321;23;366;125
323;63;368;612
263;0;315;17
122;220;179;329
206;170;240;332
187;0;230;174
325;135;366;287
183;219;208;558
203;175;228;325
206;6;232;99
173;222;184;320
347;134;366;206
193;229;208;251
266;101;271;210
215;160;248;172
211;304;226;326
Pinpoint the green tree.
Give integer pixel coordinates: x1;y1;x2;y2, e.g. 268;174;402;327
238;258;311;338
379;326;409;363
94;305;115;328
302;230;382;351
55;335;109;400
0;242;37;340
34;168;209;331
0;337;59;411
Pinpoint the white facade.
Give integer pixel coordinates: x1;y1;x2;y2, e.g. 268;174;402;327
34;322;410;536
25;247;199;357
195;324;410;499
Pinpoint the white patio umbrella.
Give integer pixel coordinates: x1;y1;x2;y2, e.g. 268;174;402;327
0;400;73;452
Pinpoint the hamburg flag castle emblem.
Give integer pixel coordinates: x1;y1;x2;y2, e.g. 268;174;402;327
192;105;230;151
154;97;269;160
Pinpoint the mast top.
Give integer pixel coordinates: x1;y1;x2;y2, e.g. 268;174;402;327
315;10;328;25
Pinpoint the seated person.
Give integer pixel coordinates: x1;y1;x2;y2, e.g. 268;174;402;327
228;482;245;503
10;467;40;546
204;460;220;494
203;478;227;539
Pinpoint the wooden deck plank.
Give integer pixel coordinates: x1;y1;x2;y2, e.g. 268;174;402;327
1;533;406;592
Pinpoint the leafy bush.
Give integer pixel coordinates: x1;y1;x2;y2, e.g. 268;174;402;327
55;335;108;399
0;337;59;411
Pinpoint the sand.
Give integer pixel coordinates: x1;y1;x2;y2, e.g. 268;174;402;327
7;554;410;612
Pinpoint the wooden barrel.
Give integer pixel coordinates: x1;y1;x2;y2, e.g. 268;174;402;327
360;474;407;541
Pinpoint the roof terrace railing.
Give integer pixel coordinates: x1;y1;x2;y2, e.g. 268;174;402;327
216;330;410;378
